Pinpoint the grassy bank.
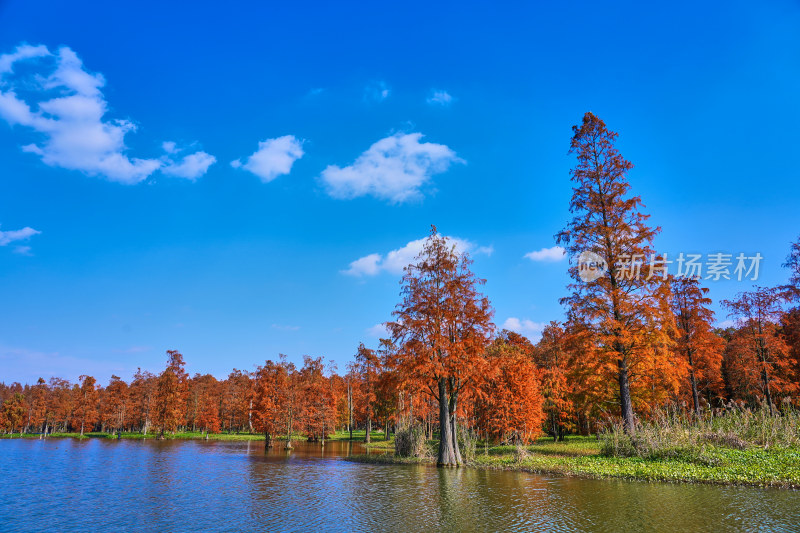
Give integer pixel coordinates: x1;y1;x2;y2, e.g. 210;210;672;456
348;435;800;489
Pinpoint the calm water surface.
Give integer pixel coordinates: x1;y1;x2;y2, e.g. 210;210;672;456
1;438;798;532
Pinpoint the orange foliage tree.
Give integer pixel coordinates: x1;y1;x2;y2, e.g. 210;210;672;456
130;369;157;435
154;350;189;436
388;226;494;466
48;377;73;433
298;356;336;444
189;374;221;435
533;324;574;440
354;343;380;443
72;375;99;436
670;276;724;414
475;334;544;444
723;288;795;412
221;369;252;433
101;375;130;434
27;378;49;434
1;393;27;434
252;359;288;447
556;112;674;433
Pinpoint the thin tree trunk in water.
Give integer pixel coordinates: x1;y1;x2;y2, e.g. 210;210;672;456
617;355;635;434
365;416;371;443
265;431;272;449
285;410;293;449
437;378;457;466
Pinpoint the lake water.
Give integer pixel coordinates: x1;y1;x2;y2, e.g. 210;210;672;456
1;438;798;532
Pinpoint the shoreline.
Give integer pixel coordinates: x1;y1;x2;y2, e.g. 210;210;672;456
344;445;800;490
0;430;393;445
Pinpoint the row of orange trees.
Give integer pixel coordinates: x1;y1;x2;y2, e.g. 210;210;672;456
2;113;799;467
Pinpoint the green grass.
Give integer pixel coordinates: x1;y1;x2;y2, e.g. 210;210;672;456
347;435;800;489
327;429;390;442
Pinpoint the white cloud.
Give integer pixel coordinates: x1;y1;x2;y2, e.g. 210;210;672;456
717;319;736;329
232;135;304;183
162;151;216;180
502;317;546;339
0;226;40;247
320;132;464;203
366;323;389;338
0;44;49;75
364;80;390;102
343;234;492;277
426;89;454;106
161;141;177;154
524;245;566;262
0;43;214;183
342;253;382;277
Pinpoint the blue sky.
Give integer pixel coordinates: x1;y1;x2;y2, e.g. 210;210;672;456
1;0;799;384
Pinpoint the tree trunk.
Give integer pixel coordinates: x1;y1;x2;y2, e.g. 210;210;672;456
365;416;371;443
617;355;635;434
265;431;272;449
437;378;457;466
347;382;353;441
762;365;774;415
686;346;701;417
285;411;293;449
449;381;462;464
758;337;774;415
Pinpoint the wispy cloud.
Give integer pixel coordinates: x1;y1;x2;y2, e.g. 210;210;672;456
426;89;454;106
0;43;214;183
524;246;566;262
343;234;492;277
502;317;545;340
320;132;463;203
364;80;390;102
1;225;40;254
0;225;40;246
231;135;304;183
